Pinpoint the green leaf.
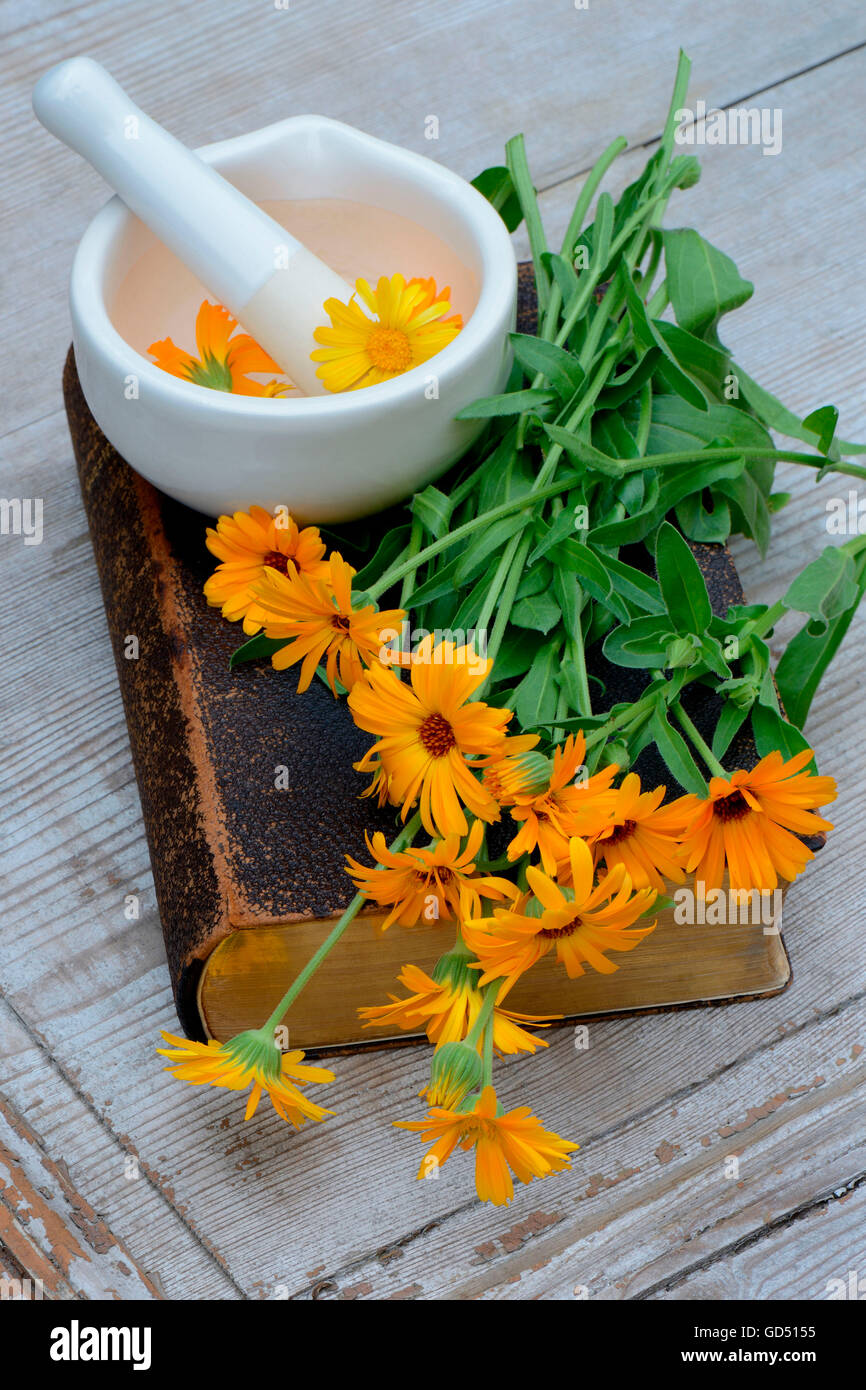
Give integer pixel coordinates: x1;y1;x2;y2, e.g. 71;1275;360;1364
542;251;580;309
597;348;662;410
624;273;709;412
544;424;626;477
528;501;584;565
715;469;771;557
353;523;411;591
649;704;709;795
711;700;751;760
471;166;523;232
750;703;815;767
603;616;673;669
514;639;562;728
509;333;586;398
675;490;731;544
511;590;562;634
454;512;528;584
655;320;731;398
775;555;866;728
655;521;713;634
782;546;859;633
594;551;665;614
802;405;839;457
229;634;288;669
491;628;546;682
456;388;557;419
410;485;452;539
662;228;753;340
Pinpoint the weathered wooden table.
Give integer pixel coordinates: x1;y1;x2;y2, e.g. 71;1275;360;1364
1;0;864;1300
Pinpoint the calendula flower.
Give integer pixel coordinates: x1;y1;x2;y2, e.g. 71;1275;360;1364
407;276;463;328
347;635;512;837
252;552;404;695
394;1085;578;1206
423;1041;483;1109
149;300;291;396
358;959;554;1055
465;836;656;990
678;749;836;892
480;733;543;803
589;772;690;892
157;1029;334;1127
203;505;329;634
311;273;462;392
507;733;618;874
345;818;518;929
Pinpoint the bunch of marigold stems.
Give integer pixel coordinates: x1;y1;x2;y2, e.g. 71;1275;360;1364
159;509;835;1207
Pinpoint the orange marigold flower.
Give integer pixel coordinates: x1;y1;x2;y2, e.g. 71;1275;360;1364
203;505;330;634
149;300;291;396
480;732;542;804
678;749;836;892
358;960;554;1055
394;1084;578;1206
464;836;656;990
157;1030;334;1127
507;732;618;874
252;552;405;695
347;635;512;838
346;818;518;929
588;772;691;892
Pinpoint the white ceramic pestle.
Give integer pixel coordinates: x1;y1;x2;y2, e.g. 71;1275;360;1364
33;57;354;395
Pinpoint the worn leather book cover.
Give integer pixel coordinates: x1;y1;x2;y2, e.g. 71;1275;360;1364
64;266;795;1050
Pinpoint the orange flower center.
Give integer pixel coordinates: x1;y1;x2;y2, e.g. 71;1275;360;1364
459;1117;499;1142
606;818;637;845
713;790;750;822
419;713;457;758
367;326;412;373
331;613;351;633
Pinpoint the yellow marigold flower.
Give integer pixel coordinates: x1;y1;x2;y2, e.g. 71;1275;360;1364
311;273;462;392
347;635;512;838
345;818;518;929
203;505;329;634
394;1084;578;1206
480;732;542;803
677;749;836;892
149;300;291;396
464;836;657;990
157;1029;334;1127
252;552;405;695
358;960;554;1055
507;732;619;874
589;772;691;892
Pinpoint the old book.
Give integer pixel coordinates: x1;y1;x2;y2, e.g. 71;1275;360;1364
65;268;797;1051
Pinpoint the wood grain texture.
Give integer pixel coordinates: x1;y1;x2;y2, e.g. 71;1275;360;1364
0;0;864;1300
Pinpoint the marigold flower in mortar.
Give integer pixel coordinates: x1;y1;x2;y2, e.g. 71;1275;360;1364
423;1041;484;1110
157;1029;335;1127
358;959;554;1055
394;1084;578;1206
677;749;836;892
203;505;330;634
345;819;519;930
149;300;291;396
464;836;656;990
507;732;618;874
347;635;512;838
252;552;405;695
588;772;691;893
311;273;461;392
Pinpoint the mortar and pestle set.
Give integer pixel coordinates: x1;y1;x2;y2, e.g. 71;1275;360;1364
34;57;516;522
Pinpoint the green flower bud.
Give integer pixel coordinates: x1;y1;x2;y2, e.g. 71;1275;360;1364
427;1042;484;1109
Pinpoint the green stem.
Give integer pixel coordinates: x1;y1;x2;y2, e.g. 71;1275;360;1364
465;983;498;1050
507;133;550;313
262;812;422;1035
671;700;727;779
368;471;583;599
399;518;423;611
